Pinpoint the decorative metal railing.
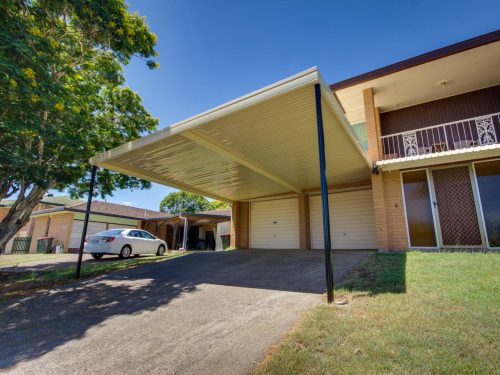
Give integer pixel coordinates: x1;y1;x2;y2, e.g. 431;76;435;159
380;112;500;160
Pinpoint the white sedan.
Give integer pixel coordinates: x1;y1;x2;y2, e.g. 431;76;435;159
84;229;167;259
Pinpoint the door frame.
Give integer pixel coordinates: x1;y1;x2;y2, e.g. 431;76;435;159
471;158;500;249
427;163;486;248
400;168;440;249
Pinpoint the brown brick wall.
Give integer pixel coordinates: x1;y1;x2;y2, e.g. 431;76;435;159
298;193;311;250
230;201;249;249
382;171;409;249
370;174;389;249
370;171;408;250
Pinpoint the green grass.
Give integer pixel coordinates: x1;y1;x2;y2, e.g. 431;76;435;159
1;252;186;300
0;253;73;267
254;252;500;375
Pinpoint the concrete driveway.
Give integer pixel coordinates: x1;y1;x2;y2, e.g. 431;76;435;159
0;249;372;375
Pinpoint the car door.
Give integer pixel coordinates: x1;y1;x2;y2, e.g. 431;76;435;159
127;230;145;253
140;230;157;253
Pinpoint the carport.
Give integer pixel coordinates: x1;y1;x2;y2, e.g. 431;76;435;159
81;67;372;302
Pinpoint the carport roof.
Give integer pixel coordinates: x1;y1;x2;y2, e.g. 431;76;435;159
91;67;371;202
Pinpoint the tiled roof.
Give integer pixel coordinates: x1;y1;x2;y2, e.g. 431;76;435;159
195;209;231;217
68;201;164;219
0;195;84;207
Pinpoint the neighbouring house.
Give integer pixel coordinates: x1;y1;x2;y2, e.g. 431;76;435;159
141;209;231;250
88;31;499;251
1;196;231;254
0;195;86;253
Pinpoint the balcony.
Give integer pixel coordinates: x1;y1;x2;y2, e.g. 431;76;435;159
380;112;500;161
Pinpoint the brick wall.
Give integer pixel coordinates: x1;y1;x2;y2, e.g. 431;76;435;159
298;193;311;250
230;201;249;249
382;171;408;249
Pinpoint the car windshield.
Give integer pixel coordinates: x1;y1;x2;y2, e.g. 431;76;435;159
96;229;123;236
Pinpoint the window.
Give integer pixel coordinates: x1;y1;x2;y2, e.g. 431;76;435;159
474;160;500;248
351;122;368;151
140;231;155;239
402;170;437;247
128;230;143;238
97;229;124;236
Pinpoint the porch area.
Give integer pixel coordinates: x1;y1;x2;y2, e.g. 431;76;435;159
378;112;500;170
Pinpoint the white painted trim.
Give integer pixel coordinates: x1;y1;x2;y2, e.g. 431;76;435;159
377;143;500;171
380;112;500;138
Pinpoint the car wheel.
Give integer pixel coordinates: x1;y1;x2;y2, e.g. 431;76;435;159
119;245;132;259
91;253;103;260
156;245;166;256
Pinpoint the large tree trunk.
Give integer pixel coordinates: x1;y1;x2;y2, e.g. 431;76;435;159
0;186;48;252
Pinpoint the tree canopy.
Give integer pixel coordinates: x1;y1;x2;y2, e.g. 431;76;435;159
0;0;159;249
159;191;230;214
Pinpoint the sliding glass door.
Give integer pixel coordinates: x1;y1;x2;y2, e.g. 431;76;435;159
401;170;437;247
474;160;500;248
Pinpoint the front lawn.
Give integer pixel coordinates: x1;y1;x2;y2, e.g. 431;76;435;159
0;253;73;267
254;252;499;375
0;252;186;300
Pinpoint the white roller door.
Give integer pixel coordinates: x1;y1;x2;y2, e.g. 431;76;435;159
310;189;377;250
250;198;300;249
69;221;107;249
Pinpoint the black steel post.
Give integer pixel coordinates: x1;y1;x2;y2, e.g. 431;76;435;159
314;83;334;303
76;165;97;279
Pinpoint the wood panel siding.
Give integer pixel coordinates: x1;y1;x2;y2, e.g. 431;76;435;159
380;85;500;135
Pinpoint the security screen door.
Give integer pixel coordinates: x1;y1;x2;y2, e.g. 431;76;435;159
431;166;482;246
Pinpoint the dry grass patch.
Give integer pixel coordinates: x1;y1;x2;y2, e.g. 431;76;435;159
254;252;499;375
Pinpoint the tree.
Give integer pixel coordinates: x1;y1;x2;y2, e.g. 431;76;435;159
207;199;231;211
159;191;230;214
0;0;159;250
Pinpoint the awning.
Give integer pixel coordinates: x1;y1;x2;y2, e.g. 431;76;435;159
90;67;371;202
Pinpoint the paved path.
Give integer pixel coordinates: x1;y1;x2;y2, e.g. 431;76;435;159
0;249;372;375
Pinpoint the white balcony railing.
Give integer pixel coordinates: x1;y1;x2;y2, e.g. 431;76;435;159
380;112;500;160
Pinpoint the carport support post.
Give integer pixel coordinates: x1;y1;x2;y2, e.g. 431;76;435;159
76;165;97;279
314;83;334;303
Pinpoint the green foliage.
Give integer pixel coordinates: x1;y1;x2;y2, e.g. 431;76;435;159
207;199;231;211
159;191;230;213
0;0;159;200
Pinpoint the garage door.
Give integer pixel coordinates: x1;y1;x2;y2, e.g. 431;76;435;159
250;198;299;249
310;189;377;249
69;221;107;249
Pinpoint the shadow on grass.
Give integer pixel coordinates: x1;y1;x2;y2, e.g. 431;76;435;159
337;252;406;295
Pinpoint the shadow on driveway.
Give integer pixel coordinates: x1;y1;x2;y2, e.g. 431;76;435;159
0;249;372;370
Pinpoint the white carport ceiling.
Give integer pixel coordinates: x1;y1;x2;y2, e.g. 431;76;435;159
91;67;371;202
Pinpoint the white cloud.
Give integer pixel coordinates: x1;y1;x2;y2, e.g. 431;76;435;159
123;201;132;206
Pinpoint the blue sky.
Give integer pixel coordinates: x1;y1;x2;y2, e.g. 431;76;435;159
87;0;499;210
